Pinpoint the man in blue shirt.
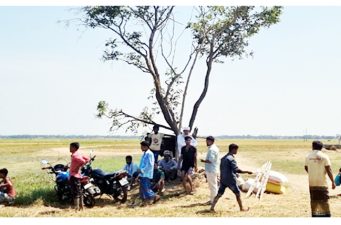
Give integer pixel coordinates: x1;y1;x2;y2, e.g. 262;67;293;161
158;150;178;181
210;143;252;212
123;155;139;187
138;141;160;205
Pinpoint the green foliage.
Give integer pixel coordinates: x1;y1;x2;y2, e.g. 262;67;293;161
83;6;124;29
188;6;282;61
96;100;108;118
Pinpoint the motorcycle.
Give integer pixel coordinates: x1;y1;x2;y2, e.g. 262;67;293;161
41;160;100;207
82;155;129;203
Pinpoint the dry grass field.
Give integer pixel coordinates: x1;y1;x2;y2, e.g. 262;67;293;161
1;138;341;217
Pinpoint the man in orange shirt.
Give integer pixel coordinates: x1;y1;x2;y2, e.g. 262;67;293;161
69;142;89;211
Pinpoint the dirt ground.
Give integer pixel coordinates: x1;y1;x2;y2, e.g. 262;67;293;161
2;142;341;217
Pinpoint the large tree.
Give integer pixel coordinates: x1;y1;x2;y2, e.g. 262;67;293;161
83;6;282;135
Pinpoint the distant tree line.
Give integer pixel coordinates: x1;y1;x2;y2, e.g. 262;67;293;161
0;134;337;140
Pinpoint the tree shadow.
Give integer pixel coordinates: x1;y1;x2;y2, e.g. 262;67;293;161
329;194;341;199
14;187;61;207
180;201;210;208
196;209;231;215
196;209;215;215
11;175;205;210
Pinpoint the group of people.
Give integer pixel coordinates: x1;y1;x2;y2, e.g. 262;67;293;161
65;137;341;216
0;127;339;217
127;125;253;211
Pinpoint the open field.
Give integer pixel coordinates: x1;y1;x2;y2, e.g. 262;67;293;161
1;138;341;217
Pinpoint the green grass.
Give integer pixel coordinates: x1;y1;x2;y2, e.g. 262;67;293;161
270;159;305;174
0;138;142;208
91;155;142;172
1;138;341;217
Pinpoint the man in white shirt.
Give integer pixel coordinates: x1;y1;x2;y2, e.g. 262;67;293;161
149;125;164;162
201;136;219;205
176;127;197;161
305;140;335;217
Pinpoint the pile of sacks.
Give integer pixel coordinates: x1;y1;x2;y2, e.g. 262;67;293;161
238;170;288;194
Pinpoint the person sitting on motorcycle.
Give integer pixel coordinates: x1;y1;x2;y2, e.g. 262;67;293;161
123;155;139;187
151;163;165;195
69;142;90;211
0;168;16;206
158;150;177;181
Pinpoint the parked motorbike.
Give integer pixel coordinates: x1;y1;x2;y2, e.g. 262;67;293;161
41;160;100;207
82;155;129;203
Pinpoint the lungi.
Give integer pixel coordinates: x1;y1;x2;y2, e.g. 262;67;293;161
309;186;331;217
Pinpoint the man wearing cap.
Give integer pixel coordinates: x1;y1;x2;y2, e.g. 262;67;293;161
158;150;178;181
179;136;197;194
137;141;160;205
201;136;219;205
148;124;164;162
176;127;197;161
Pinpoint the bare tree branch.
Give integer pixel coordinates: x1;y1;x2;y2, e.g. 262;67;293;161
103;109;173;131
179;48;200;130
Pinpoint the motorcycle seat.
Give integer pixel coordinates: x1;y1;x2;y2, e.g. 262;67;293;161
92;169;116;179
104;172;117;179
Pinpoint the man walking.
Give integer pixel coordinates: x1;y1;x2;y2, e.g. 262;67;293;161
69;142;89;211
305;140;335;217
138;141;160;206
201;136;219;205
210;143;252;212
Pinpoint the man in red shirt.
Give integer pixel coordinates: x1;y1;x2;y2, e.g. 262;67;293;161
69;142;89;211
0;168;16;206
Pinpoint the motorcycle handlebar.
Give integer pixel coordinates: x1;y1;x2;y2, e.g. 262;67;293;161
42;166;52;170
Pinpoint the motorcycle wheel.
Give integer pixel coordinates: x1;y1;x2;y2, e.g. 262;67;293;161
83;192;95;208
113;186;128;203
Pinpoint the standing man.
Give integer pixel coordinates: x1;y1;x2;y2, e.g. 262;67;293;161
178;136;197;194
210;143;252;212
176;127;197;161
69;142;89;211
305;140;335;217
201;136;219;205
149;125;164;162
138;141;160;206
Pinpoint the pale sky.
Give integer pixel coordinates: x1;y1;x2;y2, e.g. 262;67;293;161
1;6;341;136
